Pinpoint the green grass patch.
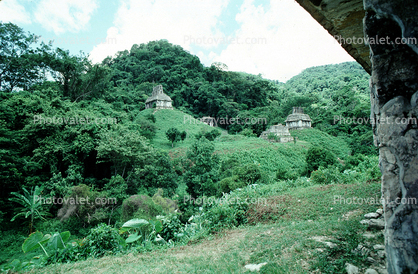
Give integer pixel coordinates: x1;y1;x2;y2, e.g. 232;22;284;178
291;128;351;158
137;108;224;149
29;181;383;274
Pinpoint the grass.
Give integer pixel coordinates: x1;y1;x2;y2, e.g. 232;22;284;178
290;128;351;159
137;108;224;150
28;181;383;274
140;108;351;180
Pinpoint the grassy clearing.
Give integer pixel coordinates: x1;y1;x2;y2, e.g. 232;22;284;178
30;181;382;274
142;108;352;180
138;108;223;150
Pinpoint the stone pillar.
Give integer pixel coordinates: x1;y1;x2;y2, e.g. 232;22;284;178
364;0;418;273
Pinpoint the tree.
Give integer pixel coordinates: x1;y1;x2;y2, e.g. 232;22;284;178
96;126;152;179
0;22;50;92
166;127;180;147
9;186;50;234
184;137;220;197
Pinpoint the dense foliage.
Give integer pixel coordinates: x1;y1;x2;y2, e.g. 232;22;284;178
0;22;380;272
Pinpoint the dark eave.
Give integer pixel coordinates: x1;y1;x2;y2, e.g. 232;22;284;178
295;0;371;74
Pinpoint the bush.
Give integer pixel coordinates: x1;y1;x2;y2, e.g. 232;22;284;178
137;117;157;140
157;213;183;241
240;128;256;137
57;184;112;227
145;113;156;123
152;188;178;214
234;163;266;185
276;165;299;180
267;132;278;141
203;193;248;231
353;155;381;181
310;166;344;185
306;146;337;174
121;195;163;222
218;163;267;195
195;129;221;141
343;154;367;171
219;156;240;179
218;176;245;194
82;223;125;258
132;149;178;196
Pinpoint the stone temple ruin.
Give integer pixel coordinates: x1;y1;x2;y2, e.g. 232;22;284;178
201;117;216;127
259;124;294;143
285;107;312;130
260;107;311;143
145;85;173;110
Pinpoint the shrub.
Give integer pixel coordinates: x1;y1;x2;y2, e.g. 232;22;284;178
306;146;337;174
240;128;256;137
137;117;157;140
121;195;163;222
218;176;245;194
353;155;381;181
234;163;266;185
219;156;240;179
152;188;178;214
131;149;178;196
276;165;300;180
267;132;278;141
310;166;343;185
57;184;111;227
104;175;129;203
119;219;162;247
145;113;156;123
218;163;267;195
195;129;221;141
203;193;248;231
157;213;183;241
82;223;125;258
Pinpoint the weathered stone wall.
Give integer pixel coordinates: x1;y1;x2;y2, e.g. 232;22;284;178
152;85;164;96
155;100;173;109
364;0;418;273
259;124;294;143
286;120;311;130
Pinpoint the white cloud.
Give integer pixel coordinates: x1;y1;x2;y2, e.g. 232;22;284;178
34;0;98;34
0;0;31;24
90;0;355;81
89;0;229;63
211;0;355;82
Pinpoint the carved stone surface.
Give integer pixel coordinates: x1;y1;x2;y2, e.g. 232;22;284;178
364;0;418;272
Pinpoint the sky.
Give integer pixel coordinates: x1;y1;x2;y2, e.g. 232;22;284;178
0;0;355;82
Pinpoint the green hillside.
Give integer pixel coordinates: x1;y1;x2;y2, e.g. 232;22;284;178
138;107;351;181
290;128;351;159
137;108;224;149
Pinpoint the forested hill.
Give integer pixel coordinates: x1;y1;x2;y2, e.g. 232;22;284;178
104;40;373;140
285;62;369;96
280;62;373;156
104;40;276;121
